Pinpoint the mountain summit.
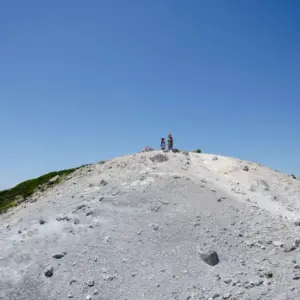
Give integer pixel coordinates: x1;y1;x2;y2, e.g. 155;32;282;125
1;151;300;299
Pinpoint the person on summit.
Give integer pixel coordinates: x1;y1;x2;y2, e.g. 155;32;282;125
167;133;173;151
160;138;166;150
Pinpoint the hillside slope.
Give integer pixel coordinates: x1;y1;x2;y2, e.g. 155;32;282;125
0;167;79;213
1;151;300;300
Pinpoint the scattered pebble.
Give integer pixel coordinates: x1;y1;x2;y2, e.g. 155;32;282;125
76;204;86;211
152;224;159;231
52;253;65;259
86;280;95;287
294;220;300;226
100;180;108;186
273;241;283;247
199;250;220;266
103;275;116;281
44;266;54;277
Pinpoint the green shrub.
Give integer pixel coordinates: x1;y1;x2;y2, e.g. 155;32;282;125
194;149;202;153
0;167;79;214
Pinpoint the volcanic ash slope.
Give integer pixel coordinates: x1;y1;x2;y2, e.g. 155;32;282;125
1;151;300;300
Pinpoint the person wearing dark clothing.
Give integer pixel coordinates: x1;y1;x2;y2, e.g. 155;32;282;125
160;138;166;150
168;133;173;151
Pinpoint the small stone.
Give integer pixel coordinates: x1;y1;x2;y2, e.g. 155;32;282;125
103;275;116;281
243;166;249;171
86;296;92;300
222;293;231;299
99;197;104;202
199;250;220;266
93;289;99;295
273;241;283;247
44;266;54;277
74;218;80;225
152;224;159;230
68;294;73;298
254;279;264;286
56;215;70;222
39;219;46;225
52;253;65;259
224;278;232;284
283;243;296;252
76;204;86;210
293;275;300;280
294;220;300;226
264;271;273;279
87;280;95;287
150;153;168;163
48;175;60;185
18;230;22;234
100;180;108;186
86;211;93;216
294;264;300;269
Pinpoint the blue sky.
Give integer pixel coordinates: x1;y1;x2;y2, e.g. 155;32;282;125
0;0;299;189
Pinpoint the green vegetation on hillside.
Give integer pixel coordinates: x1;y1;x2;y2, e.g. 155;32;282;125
0;167;78;213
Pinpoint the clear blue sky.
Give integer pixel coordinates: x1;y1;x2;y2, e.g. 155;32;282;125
1;0;299;190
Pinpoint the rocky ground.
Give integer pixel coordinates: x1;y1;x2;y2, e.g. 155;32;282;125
1;151;300;300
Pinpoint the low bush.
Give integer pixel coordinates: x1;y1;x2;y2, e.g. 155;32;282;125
0;167;79;214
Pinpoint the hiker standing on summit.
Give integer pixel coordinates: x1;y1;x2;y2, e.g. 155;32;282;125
167;133;173;151
160;138;166;151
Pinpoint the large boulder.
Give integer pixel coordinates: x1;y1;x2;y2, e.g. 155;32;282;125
142;146;154;152
199;250;220;266
48;175;60;185
150;154;168;163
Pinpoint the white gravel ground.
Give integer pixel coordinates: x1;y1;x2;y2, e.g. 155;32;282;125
1;151;300;300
